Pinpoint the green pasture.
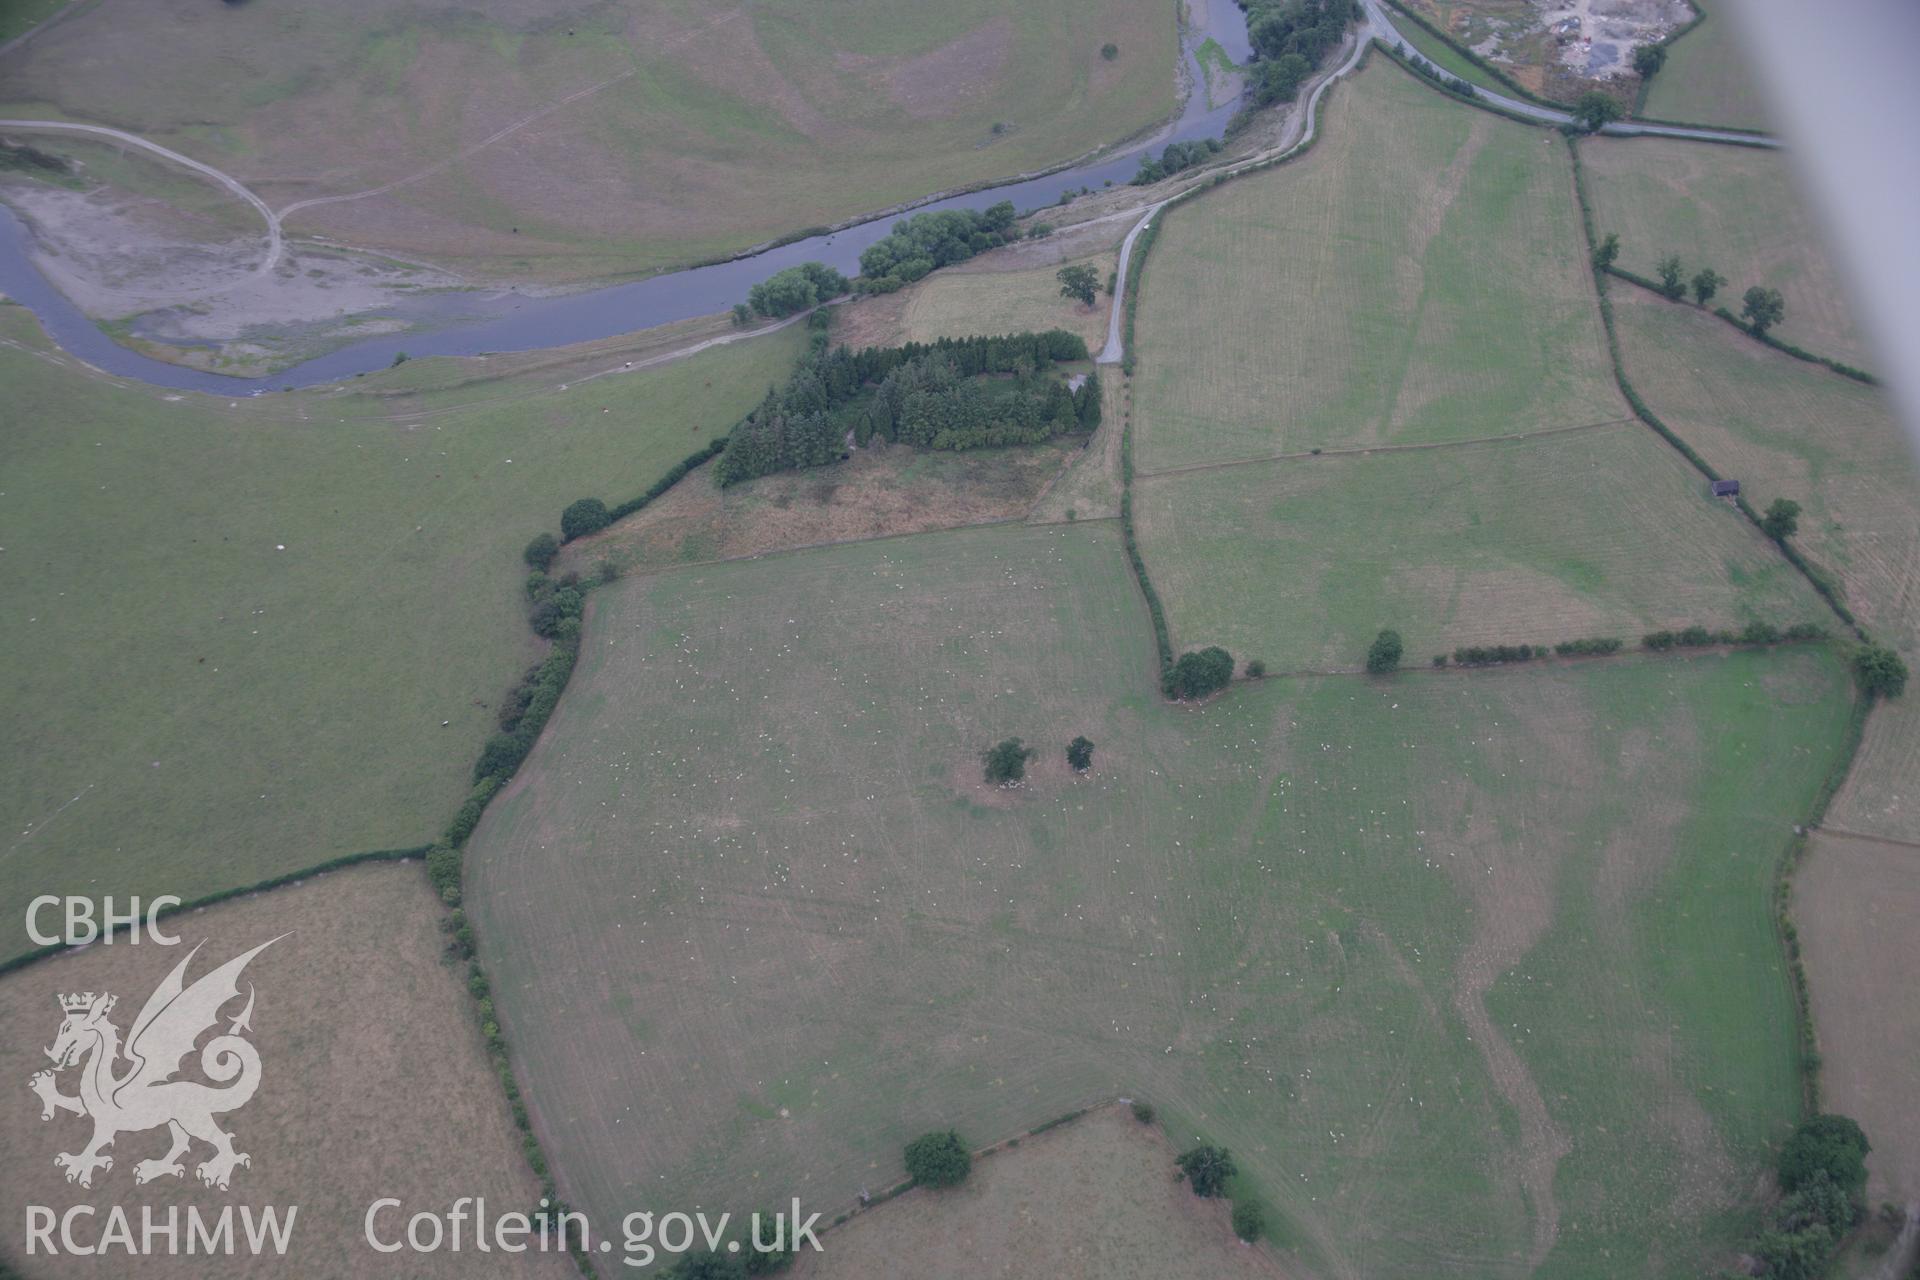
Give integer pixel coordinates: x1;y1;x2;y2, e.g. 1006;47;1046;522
1640;0;1773;132
0;303;802;959
1611;290;1920;844
1133;424;1830;672
1387;14;1504;94
1582;136;1871;368
0;0;69;45
1131;60;1621;473
468;518;1854;1279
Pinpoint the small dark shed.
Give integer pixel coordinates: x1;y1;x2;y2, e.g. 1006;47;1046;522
1711;479;1741;498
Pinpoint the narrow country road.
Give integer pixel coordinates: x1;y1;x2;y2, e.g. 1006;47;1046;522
1100;19;1372;363
1096;4;1776;364
0;118;284;270
1359;0;1780;146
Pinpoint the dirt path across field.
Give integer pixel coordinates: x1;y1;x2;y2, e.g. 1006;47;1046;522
0;118;282;268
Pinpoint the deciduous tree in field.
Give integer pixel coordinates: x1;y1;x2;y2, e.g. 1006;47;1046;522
1066;736;1095;770
1632;43;1668;79
1574;91;1623;132
1366;628;1403;674
1691;268;1726;306
1176;1145;1236;1198
903;1130;971;1187
1657;254;1686;299
983;738;1036;785
1761;497;1801;541
1232;1199;1266;1242
560;497;610;542
1592;232;1621;272
1741;285;1786;336
1057;263;1101;307
1166;646;1235;700
1778;1114;1871;1195
1853;646;1909;700
523;532;559;572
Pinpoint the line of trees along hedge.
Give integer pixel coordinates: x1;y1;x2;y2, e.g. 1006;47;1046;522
1641;621;1825;651
1564;138;1867;642
1390;41;1477;98
1240;0;1359;107
855;201;1018;294
714;330;1096;487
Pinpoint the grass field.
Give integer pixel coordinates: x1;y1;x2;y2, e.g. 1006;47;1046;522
833;249;1120;354
468;518;1857;1279
0;0;71;45
1609;291;1920;842
0;0;1175;280
1387;12;1505;95
1640;0;1773;132
0;302;803;963
1582;136;1871;368
1795;832;1920;1206
791;1105;1285;1279
1133;424;1829;671
556;439;1083;578
1130;60;1621;473
0;862;575;1279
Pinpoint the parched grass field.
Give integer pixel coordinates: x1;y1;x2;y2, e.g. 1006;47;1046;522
1132;424;1828;671
1610;291;1920;841
1130;60;1622;473
1639;0;1773;132
0;862;575;1279
1582;136;1870;368
0;0;1175;279
790;1105;1285;1280
556;439;1083;578
469;518;1856;1279
1795;832;1920;1205
0;302;802;963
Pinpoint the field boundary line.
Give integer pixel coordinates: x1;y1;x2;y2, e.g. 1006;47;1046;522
1133;416;1637;479
1776;697;1873;1113
1564;133;1868;643
0;844;431;977
604;510;1116;583
1602;265;1880;385
1808;825;1920;854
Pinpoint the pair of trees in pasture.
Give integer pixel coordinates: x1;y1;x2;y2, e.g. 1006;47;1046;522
982;736;1097;784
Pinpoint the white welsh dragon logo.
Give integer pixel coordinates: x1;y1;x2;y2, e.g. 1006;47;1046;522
28;937;282;1191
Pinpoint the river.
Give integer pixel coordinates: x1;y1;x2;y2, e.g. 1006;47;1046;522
0;0;1252;395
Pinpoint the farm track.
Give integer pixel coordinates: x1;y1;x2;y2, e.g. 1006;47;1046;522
0;117;283;269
